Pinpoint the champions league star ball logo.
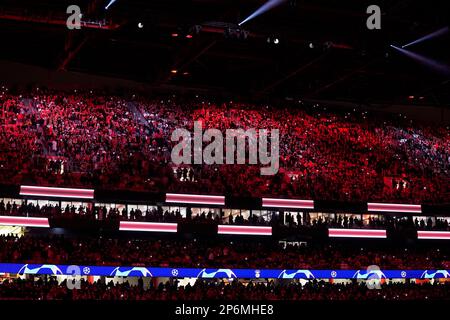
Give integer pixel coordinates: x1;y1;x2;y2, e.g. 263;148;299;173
255;270;261;278
196;269;237;279
352;269;387;280
353;266;386;290
18;264;63;275
110;267;153;277
277;270;315;279
421;270;450;279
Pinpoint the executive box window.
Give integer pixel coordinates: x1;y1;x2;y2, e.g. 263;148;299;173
27;199;59;207
61;201;90;208
362;214;385;227
0;198;23;208
253;210;276;223
161;206;187;218
222;209;250;224
190;207;220;219
283;211;304;225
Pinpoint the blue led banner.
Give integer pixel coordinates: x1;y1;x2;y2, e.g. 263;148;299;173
0;264;449;279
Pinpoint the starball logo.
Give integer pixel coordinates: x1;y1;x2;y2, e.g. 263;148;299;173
171;121;280;175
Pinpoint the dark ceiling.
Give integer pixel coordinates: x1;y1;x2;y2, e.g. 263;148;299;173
1;0;450;106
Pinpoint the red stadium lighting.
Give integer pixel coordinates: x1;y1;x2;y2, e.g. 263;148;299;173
166;193;225;206
417;231;450;240
0;216;50;228
171;33;179;37
262;198;314;209
218;225;272;236
185;34;193;39
329;228;387;239
367;203;422;213
20;185;94;199
119;221;178;233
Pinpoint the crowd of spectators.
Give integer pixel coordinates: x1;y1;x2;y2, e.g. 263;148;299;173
311;215;450;231
0;200;257;225
0;278;448;300
2;200;450;230
1;87;449;203
0;234;449;269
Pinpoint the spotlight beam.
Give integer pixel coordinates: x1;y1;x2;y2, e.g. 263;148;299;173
402;27;449;48
239;0;287;26
390;45;450;76
105;0;118;10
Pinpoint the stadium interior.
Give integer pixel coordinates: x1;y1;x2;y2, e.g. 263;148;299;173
0;0;449;303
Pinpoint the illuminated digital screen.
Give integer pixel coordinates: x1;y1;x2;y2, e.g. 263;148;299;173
0;216;50;228
166;193;225;206
262;198;314;209
119;221;177;233
328;228;387;238
368;202;422;213
417;231;450;240
0;263;448;279
218;225;272;236
20;185;94;199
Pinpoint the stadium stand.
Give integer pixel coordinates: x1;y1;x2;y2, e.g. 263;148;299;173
0;235;449;268
1;89;449;203
0;278;449;300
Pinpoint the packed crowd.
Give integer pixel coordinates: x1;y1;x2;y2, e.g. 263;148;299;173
1;87;449;203
0;235;449;269
2;200;450;230
0;278;448;300
321;215;450;231
0;200;262;225
287;212;450;231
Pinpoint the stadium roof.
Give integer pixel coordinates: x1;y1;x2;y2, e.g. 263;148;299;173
1;0;450;106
